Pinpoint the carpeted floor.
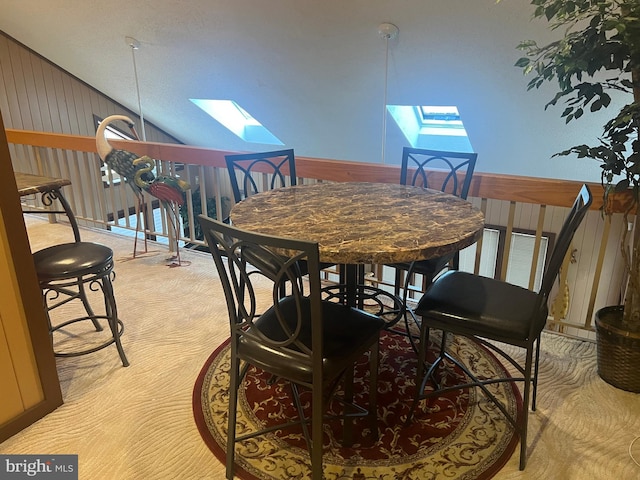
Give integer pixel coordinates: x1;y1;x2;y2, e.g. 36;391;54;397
2;215;640;479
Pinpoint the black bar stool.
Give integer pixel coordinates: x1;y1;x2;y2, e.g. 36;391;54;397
33;241;129;367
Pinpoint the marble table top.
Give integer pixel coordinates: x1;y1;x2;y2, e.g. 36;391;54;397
230;182;485;265
15;171;81;242
15;172;72;196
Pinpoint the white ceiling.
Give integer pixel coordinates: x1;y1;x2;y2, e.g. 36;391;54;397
0;0;615;181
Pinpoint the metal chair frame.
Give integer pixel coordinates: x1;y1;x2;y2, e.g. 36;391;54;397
225;148;297;203
198;215;384;480
408;184;593;470
391;147;478;342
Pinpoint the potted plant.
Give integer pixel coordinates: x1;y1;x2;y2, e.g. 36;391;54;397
179;188;230;248
507;0;640;392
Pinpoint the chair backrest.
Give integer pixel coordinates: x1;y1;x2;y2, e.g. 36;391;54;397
539;184;592;302
400;147;478;199
197;214;323;361
225;149;297;203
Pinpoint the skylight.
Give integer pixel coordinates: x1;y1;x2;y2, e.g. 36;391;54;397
388;105;473;152
190;99;283;146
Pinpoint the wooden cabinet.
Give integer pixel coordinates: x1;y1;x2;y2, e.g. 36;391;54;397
0;111;62;443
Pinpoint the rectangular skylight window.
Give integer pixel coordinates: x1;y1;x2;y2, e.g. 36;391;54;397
190;99;283;146
388;105;473;152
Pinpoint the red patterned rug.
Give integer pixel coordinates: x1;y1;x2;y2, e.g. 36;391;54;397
193;331;522;479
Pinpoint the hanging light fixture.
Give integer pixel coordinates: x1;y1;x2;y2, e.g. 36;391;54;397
125;36;146;141
378;22;398;164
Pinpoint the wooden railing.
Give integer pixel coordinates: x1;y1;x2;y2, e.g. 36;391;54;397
7;129;631;340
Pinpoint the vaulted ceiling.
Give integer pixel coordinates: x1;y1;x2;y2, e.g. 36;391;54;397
0;0;613;181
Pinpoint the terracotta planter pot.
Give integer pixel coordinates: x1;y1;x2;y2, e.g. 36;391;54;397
595;305;640;393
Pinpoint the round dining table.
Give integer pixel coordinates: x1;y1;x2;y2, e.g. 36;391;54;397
230;181;484;264
229;181;485;320
229;182;484;318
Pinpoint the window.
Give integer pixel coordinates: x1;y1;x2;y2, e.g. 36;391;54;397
387;105;473;153
190;99;283;146
459;225;554;292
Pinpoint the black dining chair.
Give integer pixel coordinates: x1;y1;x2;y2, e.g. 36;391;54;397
197;214;385;480
225;148;336;280
225;148;297;203
387;147;478;337
407;184;592;470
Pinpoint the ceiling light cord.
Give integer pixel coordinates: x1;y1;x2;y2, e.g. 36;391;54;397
127;36;146;142
381;34;390;164
378;23;398;165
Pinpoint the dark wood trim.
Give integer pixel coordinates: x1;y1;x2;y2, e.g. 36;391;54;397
0;114;63;443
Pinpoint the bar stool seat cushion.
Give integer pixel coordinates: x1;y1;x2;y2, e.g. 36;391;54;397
34;242;113;281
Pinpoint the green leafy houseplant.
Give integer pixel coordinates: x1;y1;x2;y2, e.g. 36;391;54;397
508;0;640;390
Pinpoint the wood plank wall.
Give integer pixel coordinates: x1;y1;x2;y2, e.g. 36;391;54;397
0;31;179;145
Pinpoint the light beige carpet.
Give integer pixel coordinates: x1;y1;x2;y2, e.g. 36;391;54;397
2;215;640;479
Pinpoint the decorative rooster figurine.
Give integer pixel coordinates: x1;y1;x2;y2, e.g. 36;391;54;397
95;114;190;265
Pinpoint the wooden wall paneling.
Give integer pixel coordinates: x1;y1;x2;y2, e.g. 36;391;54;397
6;41;28;129
0;37;16;127
94;90;110;124
51;67;71;133
61;73;80;134
30;53;52;132
40;61;62;132
69;78;85;134
88;90;104;133
18;47;41;131
76;80;89;134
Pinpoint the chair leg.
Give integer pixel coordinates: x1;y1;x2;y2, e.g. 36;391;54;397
414;319;438;397
532;336;541;411
291;383;313;453
519;346;535;470
406;330;446;424
102;274;129;367
368;340;380;441
342;366;354;447
394;267;403;299
226;345;241;480
311;378;324;480
77;280;103;332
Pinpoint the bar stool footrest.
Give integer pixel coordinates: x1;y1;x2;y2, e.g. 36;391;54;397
51;315;129;366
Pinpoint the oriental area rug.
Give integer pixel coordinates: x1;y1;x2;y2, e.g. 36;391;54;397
193;331;522;480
